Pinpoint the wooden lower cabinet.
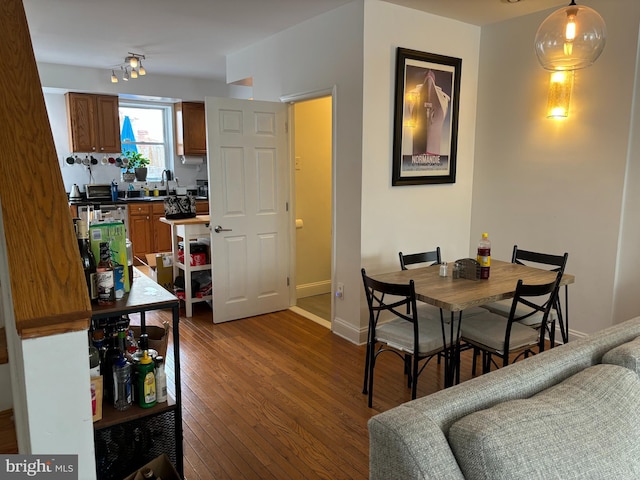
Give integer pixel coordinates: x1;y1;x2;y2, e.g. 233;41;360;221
128;200;208;264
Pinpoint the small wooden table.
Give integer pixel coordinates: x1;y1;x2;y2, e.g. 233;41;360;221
371;260;575;386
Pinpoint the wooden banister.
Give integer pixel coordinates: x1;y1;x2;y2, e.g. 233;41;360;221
0;0;91;339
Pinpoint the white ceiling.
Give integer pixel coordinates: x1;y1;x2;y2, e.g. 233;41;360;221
23;0;565;82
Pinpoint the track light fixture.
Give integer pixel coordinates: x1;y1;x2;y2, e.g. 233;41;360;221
108;52;147;83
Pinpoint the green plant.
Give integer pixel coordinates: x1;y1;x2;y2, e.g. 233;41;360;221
122;150;150;172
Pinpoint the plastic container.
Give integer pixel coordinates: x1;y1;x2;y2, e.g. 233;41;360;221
113;354;132;411
476;232;491;279
155;356;167;403
137;350;157;408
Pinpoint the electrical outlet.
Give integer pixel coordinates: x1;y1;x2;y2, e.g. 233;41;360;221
336;282;344;299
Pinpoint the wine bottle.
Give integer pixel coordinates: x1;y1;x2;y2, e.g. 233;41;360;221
76;220;97;301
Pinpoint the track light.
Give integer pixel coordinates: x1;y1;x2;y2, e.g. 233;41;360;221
107;52;147;83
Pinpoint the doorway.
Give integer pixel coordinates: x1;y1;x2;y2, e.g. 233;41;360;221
290;96;333;327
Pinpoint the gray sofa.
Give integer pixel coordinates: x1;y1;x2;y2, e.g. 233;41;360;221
368;316;640;479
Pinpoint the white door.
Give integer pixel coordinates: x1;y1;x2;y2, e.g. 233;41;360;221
205;97;290;323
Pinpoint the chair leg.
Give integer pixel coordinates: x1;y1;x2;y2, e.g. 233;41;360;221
472;347;478;376
363;342;371;394
411;354;418;400
367;350;376;408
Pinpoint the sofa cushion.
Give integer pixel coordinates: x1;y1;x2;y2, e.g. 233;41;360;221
448;364;640;480
602;335;640;376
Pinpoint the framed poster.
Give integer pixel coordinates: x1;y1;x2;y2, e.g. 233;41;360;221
392;48;462;185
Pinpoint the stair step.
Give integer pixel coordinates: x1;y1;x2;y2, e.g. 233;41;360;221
0;409;18;453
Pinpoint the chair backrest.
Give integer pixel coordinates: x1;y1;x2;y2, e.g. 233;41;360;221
506;271;563;349
399;247;441;270
511;245;568;275
361;268;419;335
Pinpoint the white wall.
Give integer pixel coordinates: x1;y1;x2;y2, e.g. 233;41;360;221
360;3;480;271
227;0;366;342
38;63;251;194
472;0;640;335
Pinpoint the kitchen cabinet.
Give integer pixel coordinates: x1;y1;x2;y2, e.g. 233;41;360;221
128;200;208;264
66;93;121;153
175;102;206;156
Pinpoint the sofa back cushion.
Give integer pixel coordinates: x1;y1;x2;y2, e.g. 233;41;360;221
602;336;640;376
448;364;640;480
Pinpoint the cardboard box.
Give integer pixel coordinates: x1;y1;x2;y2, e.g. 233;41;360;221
145;253;173;292
123;453;181;480
129;322;170;359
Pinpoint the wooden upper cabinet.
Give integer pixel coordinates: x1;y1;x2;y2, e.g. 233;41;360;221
65;92;121;153
175;101;207;156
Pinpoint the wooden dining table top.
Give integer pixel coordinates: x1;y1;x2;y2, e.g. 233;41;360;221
370;259;575;312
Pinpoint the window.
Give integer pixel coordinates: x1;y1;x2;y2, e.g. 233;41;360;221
119;102;173;181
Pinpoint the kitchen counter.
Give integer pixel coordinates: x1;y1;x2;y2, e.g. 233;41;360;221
68;195;208;205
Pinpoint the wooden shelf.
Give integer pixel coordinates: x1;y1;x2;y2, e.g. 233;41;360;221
0;409;18;454
94;394;176;431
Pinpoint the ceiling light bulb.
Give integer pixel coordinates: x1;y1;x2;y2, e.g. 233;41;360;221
131;68;138;79
128;56;139;69
123;67;129;81
534;1;606;71
111;70;118;83
138;63;146;76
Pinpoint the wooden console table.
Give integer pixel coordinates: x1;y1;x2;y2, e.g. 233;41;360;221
91;269;182;480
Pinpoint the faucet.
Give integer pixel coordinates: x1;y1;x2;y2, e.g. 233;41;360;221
161;169;173;186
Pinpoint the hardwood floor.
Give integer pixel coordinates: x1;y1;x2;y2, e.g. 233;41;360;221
295;293;331;321
140;303;523;480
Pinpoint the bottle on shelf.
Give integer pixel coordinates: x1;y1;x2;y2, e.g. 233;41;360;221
141;467;157;480
477;232;491;280
89;344;101;377
102;329;121;403
76;220;97;301
155;355;167;403
112;353;132;411
137;350;157;408
96;242;116;305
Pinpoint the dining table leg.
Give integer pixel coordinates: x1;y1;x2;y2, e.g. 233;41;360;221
440;310;463;388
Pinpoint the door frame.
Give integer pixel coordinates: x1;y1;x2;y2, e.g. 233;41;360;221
281;86;337;326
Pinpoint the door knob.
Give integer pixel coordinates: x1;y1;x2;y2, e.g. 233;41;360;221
214;225;232;233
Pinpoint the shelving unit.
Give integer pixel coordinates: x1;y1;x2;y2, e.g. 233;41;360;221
161;215;212;317
91;269;182;480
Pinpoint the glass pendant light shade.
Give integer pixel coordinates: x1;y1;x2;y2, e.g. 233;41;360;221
534;1;606;71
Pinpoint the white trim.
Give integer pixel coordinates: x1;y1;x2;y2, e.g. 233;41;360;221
296;280;331;298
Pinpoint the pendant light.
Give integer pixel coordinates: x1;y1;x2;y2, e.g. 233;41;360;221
534;0;606;71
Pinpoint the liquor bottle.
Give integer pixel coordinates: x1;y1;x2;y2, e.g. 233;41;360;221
112;353;132;411
76;220;97;301
96;242;116;305
476;232;491;280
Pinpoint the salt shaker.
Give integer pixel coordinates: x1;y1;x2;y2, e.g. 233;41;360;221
439;262;448;277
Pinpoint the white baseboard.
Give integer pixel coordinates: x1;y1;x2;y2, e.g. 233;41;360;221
331;316;367;345
296;280;331;299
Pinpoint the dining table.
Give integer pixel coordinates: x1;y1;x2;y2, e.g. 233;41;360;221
370;259;575;387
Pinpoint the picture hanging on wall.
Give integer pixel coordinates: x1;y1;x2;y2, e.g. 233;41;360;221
392;47;462;185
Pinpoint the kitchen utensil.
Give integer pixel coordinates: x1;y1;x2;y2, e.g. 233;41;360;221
82;156;90;166
65;156;75;165
75;156;82;164
108;157;116;164
91;156;98;165
69;184;82;200
101;157;108;165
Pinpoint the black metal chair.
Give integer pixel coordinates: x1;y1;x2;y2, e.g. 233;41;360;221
482;246;569;345
361;268;455;407
399;248;441;270
462;272;563;375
